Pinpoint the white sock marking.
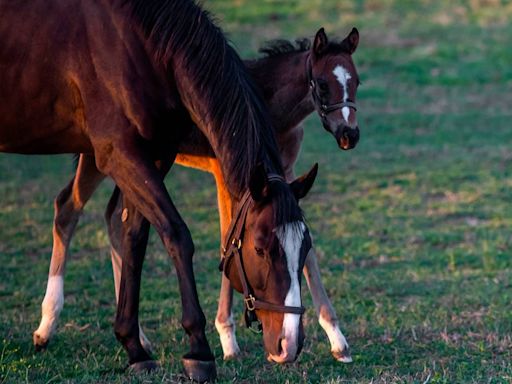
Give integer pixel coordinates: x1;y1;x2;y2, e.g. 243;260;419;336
215;314;240;359
276;222;306;357
35;275;64;341
333;65;352;124
319;313;352;362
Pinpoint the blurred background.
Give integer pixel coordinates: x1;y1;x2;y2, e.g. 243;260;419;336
1;1;511;382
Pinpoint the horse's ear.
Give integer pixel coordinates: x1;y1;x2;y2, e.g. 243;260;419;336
342;27;359;55
249;163;268;202
290;163;318;200
313;27;328;56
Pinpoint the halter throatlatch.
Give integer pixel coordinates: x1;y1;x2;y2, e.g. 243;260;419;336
306;56;357;118
219;174;305;332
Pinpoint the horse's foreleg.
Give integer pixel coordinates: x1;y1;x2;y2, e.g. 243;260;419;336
105;187;153;354
304;247;352;362
210;162;240;360
34;154;104;349
99;145;215;380
216;275;239;359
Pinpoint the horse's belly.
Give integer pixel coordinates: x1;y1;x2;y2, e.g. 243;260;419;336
0;123;93;154
0;86;92;154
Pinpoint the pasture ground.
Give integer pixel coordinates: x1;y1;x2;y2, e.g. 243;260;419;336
1;1;512;383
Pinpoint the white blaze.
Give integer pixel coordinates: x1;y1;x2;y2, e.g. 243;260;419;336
333;65;352;123
276;222;306;357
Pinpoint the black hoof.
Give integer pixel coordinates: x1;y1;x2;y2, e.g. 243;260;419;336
128;360;160;373
182;357;217;383
33;334;49;352
34;342;48;352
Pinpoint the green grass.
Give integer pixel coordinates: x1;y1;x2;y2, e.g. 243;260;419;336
2;1;512;383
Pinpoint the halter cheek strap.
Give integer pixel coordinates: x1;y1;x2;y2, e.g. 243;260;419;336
220;174;306;331
306;56;357;118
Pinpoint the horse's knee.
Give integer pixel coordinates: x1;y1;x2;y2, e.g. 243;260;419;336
114;317;139;343
182;311;206;335
162;224;194;261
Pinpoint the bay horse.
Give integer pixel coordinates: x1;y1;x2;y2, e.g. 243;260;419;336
33;28;361;364
0;0;318;380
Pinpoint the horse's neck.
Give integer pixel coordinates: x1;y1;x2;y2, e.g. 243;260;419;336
173;63;282;202
248;51;315;135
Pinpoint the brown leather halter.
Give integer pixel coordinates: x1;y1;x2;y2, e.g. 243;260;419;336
306;56;357;119
219;175;306;332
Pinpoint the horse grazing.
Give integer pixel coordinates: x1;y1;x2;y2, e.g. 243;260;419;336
0;0;317;380
33;28;361;364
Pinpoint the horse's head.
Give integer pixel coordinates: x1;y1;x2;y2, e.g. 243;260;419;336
221;164;318;363
308;27;360;150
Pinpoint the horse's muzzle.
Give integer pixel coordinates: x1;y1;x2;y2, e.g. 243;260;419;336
266;321;304;364
337;125;359;150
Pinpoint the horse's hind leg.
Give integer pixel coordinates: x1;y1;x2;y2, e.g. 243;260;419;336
33;154;105;350
304;247;352;362
210;163;241;359
105;187;153;354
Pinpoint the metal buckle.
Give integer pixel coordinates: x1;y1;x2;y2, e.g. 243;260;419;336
231;238;242;249
244;294;256;311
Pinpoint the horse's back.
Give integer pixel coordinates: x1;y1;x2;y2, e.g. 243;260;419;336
0;0;168;154
0;0;94;153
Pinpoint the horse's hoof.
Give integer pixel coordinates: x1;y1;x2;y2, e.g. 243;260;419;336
33;332;49;352
182;357;217;383
332;349;353;363
128;360;160;373
222;353;238;361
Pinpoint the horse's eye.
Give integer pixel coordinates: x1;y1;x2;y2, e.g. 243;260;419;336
318;82;329;93
255;247;264;256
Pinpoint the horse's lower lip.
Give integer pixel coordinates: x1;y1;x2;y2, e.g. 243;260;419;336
267;351;291;364
339;136;351;150
267;338;295;363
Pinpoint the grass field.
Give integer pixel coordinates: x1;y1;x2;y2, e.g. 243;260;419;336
1;1;512;383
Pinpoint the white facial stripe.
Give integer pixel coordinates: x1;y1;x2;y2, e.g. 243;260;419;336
333;65;352;123
276;222;306;354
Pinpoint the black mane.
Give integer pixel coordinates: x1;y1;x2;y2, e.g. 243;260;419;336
126;0;284;199
258;36;352;59
269;181;304;229
258;38;311;58
124;0;283;196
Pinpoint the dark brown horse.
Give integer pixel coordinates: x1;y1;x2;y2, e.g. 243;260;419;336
33;28;360;364
0;0;318;380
